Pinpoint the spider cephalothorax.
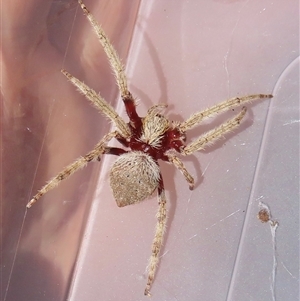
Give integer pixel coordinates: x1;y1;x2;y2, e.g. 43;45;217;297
27;0;272;296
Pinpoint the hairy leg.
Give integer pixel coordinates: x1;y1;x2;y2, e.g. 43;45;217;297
145;177;167;296
27;131;118;208
179;94;272;132
182;107;247;155
78;0;128;98
166;154;194;189
61;69;130;138
77;0;142;130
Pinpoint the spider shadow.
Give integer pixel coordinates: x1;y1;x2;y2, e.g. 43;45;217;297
130;27;170;112
2;250;65;301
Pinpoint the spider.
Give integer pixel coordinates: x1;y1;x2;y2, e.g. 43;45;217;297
27;0;273;296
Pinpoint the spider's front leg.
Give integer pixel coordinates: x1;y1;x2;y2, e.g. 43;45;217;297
27;131;118;208
61;70;130;138
179;94;272;132
145;177;167;297
77;0;142;131
77;0;128;98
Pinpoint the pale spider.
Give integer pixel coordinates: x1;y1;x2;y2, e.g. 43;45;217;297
27;0;273;296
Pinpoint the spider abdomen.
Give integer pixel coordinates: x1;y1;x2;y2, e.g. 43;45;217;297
109;151;160;207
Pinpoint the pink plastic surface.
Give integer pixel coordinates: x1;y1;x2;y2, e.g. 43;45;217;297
1;0;299;301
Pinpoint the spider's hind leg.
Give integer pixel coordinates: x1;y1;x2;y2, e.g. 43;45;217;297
145;177;167;296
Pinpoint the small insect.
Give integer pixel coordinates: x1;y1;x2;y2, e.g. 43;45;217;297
27;0;273;296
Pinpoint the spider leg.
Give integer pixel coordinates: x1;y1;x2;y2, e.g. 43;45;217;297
179;94;272;132
182;107;247;156
166;154;194;189
78;0;128;99
61;70;130;138
144;177;167;297
77;1;143;131
27;131;118;208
